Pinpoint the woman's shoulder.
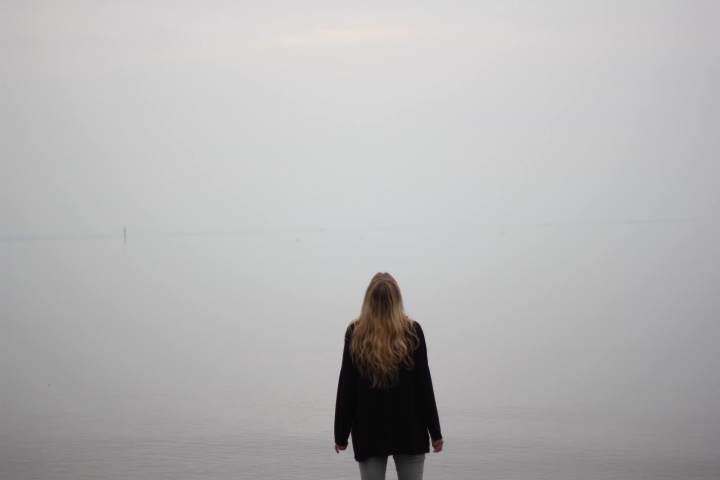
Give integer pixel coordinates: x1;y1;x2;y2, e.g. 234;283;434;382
344;321;357;340
407;320;426;347
410;319;424;335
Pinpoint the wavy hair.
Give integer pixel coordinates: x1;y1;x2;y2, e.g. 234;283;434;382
349;273;419;389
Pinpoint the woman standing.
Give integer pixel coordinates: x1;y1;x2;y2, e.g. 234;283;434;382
334;273;443;480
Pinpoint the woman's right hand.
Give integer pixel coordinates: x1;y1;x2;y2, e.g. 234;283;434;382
335;443;347;454
432;439;444;452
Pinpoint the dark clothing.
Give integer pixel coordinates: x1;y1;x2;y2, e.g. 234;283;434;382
334;321;442;462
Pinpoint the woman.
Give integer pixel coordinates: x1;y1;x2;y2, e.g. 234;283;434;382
334;272;443;480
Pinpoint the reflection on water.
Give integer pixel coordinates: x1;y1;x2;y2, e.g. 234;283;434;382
2;227;719;479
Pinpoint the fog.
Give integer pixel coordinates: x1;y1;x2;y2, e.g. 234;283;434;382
2;0;719;237
1;1;719;479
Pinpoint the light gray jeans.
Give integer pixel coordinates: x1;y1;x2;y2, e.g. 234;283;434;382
358;454;425;480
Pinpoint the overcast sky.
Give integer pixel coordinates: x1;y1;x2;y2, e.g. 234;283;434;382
2;0;718;238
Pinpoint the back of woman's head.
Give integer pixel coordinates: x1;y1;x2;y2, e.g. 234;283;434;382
350;273;419;388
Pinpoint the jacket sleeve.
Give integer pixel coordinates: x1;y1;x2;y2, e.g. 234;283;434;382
414;323;442;441
334;326;356;446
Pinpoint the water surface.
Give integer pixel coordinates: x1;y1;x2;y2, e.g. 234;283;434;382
2;226;719;479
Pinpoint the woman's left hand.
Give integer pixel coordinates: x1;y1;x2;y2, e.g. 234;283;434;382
335;443;347;454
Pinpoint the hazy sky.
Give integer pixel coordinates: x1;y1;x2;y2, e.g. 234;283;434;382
2;0;719;237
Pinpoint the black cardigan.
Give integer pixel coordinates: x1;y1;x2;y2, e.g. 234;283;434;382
334;321;442;461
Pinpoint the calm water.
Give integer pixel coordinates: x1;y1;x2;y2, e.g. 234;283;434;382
2;226;719;479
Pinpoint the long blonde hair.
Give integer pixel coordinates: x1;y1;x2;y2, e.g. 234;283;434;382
349;273;419;389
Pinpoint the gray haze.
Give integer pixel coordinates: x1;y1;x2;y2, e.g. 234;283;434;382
1;1;720;479
2;0;719;236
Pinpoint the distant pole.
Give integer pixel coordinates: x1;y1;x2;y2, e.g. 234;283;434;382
124;227;127;243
